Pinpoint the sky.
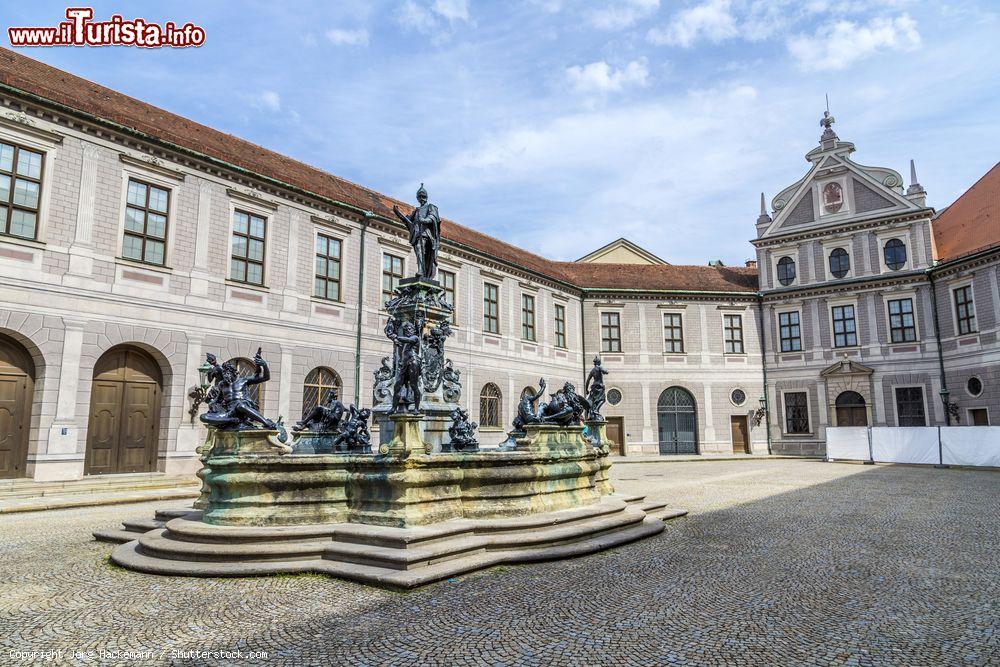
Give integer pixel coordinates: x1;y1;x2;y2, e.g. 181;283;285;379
5;1;1000;265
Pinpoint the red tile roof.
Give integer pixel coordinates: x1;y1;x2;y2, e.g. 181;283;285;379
0;47;757;293
932;161;1000;262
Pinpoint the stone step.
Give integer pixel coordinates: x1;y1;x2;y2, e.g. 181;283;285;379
93;528;141;544
1;474;196;499
163;516;339;544
155;508;198;522
122;519;164;533
136;529;331;563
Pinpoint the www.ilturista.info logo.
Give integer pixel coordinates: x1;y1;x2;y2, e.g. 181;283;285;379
8;8;206;48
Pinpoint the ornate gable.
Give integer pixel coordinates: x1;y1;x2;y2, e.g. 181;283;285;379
758;112;924;239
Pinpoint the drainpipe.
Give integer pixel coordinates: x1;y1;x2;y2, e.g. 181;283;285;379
579;294;587;386
353;213;372;406
756;294;773;455
927;271;950;426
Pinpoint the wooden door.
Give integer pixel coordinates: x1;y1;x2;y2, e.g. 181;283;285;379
0;335;33;479
85;347;161;475
730;415;750;454
605;417;625;456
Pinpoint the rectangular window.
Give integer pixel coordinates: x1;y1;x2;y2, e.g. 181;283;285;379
313;234;342;301
831;304;858;348
382;253;404;304
0;141;44;240
778;311;802;352
122;178;169;266
954;285;977;335
601;312;621;352
724;314;744;354
784;392;809;434
554;304;567;349
440;269;456;323
895;387;926;426
663;313;684;353
230;210;266;285
483;282;500;334
521;293;536;341
888;298;916;343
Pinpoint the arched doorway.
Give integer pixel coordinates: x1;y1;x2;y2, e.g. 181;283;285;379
85;346;162;475
0;333;34;478
835;391;868;426
658;387;698;454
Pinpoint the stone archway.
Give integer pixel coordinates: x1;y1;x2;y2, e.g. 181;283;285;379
657;386;698;454
822;359;875;427
0;333;35;478
85;345;163;475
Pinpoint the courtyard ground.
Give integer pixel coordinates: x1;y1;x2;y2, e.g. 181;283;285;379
1;459;996;666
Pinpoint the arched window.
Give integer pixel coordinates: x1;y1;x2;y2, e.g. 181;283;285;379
480;383;502;428
227;357;263;409
657;387;698;454
302;366;342;417
776;256;796;286
829;248;850;278
884;239;907;270
835;391;867;427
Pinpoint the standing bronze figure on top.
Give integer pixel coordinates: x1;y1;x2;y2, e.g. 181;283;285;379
585;357;609;421
393;183;441;281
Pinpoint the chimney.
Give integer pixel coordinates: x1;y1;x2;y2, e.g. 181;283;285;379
745;259;757;268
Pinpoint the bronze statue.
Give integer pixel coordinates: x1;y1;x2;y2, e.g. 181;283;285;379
392;183;441;281
293;386;345;433
331;405;372;453
199;348;286;440
372;356;393;406
447;407;479;452
386;318;422;413
585;356;609;421
514;378;546;430
538;382;589;426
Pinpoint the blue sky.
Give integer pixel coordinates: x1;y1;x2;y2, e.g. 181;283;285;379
6;1;1000;264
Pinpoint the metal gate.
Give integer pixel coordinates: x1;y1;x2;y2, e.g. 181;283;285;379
657;387;698;454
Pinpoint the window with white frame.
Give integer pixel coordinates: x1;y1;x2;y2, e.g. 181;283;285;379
895;387;926;426
883;238;907;271
831;304;857;348
828;247;850;279
230;210;266;285
783;392;809;433
778;311;802;352
776;256;796;286
953;285;977;335
601;312;621;352
724;314;744;354
663;313;683;353
888;298;916;343
521;293;536;341
554;303;566;348
123;178;169;266
0;141;44;240
314;234;342;301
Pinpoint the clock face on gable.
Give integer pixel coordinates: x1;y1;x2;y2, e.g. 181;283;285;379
823;181;844;214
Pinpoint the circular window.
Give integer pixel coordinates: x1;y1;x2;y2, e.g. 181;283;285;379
829;248;850;279
884;239;907;270
967;376;983;397
776;257;796;286
730;388;747;406
607;388;622;405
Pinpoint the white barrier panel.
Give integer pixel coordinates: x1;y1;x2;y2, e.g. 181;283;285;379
871;427;940;464
826;427;870;461
941;426;1000;467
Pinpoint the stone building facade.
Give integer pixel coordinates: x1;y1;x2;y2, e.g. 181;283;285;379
0;49;995;481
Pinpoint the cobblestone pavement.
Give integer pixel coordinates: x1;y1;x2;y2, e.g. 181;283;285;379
1;460;997;666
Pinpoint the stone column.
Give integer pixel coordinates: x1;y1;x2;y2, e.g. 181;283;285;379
39;319;86;481
66;142;101;279
278;344;293;423
174;333;205;459
380;413;430;457
189;181;214;296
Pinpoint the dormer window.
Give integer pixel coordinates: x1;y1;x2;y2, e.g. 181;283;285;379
776;256;796;286
829;248;850;279
884;239;907;271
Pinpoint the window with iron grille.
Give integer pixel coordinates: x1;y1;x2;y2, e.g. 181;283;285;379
230;210;266;285
554;303;567;348
521;293;536;341
724;314;744;354
895;387;926;426
314;234;342;301
663;313;684;353
0;141;43;241
479;383;502;427
302;367;342;417
440;269;456;323
601;312;621;352
483;283;500;334
778;311;802;352
783;392;809;433
954;285;977;335
382;254;404;305
122;178;169;265
831;305;857;347
888;298;916;343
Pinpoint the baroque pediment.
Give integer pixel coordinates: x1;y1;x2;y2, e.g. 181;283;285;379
820;358;874;377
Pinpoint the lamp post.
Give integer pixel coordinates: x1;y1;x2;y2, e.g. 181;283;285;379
187;361;214;422
939;388;951;426
751;395;767;428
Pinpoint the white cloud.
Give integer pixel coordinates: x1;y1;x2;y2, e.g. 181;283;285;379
566;59;650;95
257;90;281;112
647;0;737;47
787;14;921;70
325;28;370;47
395;0;473;35
433;0;471;23
587;0;660;30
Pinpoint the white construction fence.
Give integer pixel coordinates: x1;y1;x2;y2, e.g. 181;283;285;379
827;426;1000;467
